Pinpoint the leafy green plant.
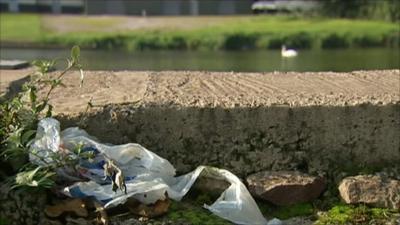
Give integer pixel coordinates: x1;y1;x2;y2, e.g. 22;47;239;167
12;166;56;189
223;33;258;50
0;46;84;189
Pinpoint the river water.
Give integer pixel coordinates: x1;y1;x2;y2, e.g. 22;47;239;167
1;47;399;72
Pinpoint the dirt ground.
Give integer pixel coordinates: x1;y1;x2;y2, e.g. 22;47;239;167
1;69;399;115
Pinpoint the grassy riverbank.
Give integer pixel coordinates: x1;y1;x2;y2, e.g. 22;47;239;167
0;13;399;50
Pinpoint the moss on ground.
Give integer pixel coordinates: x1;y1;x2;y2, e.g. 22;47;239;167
258;201;315;220
315;204;400;225
165;200;231;225
164;192;315;224
162;192;400;225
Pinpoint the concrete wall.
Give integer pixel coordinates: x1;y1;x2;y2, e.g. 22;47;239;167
59;103;400;178
3;69;398;180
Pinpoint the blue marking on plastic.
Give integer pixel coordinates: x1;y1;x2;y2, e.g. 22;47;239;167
125;176;136;181
69;186;89;198
69;186;111;204
80;160;106;170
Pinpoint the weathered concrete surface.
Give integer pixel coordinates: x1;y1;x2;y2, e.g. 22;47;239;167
1;69;399;177
0;60;30;69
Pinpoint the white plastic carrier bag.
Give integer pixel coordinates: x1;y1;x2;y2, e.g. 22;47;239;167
29;118;281;225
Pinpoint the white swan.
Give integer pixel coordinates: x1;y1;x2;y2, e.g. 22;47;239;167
281;45;298;58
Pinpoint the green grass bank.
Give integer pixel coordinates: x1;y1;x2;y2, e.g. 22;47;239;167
0;13;399;50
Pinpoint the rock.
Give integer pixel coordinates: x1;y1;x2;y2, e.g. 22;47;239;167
338;175;400;209
45;198;88;218
126;197;170;218
192;176;230;195
246;171;326;206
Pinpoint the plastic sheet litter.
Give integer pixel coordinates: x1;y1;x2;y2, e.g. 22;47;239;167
30;118;281;225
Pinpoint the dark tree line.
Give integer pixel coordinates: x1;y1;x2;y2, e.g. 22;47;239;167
320;0;400;21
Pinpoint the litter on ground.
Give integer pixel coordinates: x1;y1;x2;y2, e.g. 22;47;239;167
30;118;281;225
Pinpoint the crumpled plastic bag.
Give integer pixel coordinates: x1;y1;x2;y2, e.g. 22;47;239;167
29;118;281;225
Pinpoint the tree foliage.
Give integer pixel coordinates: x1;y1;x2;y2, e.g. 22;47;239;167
320;0;400;21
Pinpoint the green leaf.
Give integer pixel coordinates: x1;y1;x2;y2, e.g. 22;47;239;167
31;60;54;73
31;60;42;68
74;143;84;155
29;86;37;103
13;167;55;189
22;83;29;91
21;130;36;144
7;128;23;147
45;105;53;118
71;46;80;63
14;167;40;187
35;102;47;113
37;171;56;187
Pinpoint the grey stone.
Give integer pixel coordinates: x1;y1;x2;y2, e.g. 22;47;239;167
192;175;230;195
338;175;400;209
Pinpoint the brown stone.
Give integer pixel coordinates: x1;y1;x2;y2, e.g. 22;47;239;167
125;192;171;219
338;175;400;209
246;171;326;206
45;198;88;218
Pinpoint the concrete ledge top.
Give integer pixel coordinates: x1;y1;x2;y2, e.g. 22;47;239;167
0;60;30;70
1;69;399;114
